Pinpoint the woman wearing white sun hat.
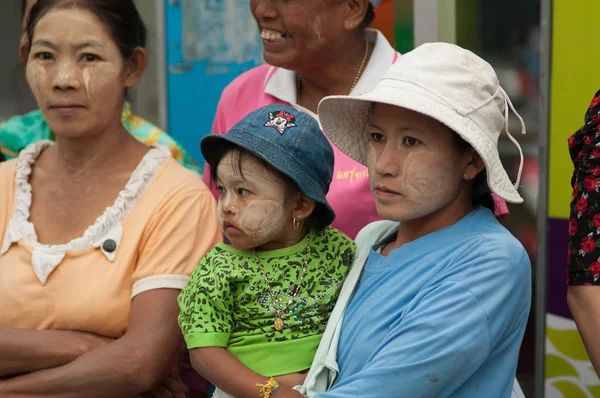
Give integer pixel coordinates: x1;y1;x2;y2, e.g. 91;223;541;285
288;43;532;398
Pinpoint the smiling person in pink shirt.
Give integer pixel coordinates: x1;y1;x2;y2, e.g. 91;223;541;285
206;0;398;240
205;0;508;240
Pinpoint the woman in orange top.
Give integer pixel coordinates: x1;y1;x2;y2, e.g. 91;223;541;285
0;0;221;396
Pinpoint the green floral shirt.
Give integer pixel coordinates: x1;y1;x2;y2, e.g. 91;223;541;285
178;227;355;376
0;105;202;176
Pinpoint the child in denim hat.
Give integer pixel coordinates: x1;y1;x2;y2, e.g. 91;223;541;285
178;105;355;398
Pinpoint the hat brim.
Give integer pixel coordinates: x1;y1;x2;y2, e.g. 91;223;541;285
318;87;524;204
201;132;337;226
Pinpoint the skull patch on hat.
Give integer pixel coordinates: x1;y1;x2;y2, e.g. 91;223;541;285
265;110;297;134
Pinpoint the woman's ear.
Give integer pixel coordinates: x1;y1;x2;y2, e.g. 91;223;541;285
19;33;29;63
342;0;370;31
292;195;317;223
124;47;148;88
462;150;486;180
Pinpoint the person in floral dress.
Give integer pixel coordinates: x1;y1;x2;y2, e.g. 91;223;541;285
567;89;600;374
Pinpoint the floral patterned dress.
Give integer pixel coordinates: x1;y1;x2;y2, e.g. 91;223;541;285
568;89;600;285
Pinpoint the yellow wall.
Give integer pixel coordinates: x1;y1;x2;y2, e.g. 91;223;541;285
549;0;600;219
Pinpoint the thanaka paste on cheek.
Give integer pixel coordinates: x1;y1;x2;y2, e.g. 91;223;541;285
305;15;327;51
216;152;290;246
237;199;284;239
395;150;455;219
402;151;452;199
83;67;92;99
26;63;46;106
367;143;377;191
311;15;323;42
85;63;123;127
217;195;226;229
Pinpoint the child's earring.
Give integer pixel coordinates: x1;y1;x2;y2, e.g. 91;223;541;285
293;217;300;230
463;173;471;180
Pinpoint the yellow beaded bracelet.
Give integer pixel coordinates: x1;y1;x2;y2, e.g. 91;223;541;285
256;376;279;398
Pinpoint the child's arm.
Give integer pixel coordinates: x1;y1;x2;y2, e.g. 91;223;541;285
179;251;307;397
190;347;305;398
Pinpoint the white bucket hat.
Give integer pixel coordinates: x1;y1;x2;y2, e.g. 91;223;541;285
318;42;525;204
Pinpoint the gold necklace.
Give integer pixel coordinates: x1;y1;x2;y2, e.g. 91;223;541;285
254;235;311;332
296;38;370;106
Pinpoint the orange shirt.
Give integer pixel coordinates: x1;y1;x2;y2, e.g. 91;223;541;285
0;142;221;338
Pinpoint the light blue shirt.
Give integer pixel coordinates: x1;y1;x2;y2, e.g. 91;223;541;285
319;208;531;397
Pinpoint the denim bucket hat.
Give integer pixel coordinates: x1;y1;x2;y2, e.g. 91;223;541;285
201;104;336;226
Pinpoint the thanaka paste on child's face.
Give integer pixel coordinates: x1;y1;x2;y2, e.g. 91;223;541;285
217;151;289;249
25;8;128;136
367;104;462;221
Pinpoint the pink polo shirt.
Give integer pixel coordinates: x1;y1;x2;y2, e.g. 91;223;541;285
204;29;508;239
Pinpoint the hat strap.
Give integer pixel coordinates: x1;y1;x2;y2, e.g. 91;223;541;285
464;86;526;190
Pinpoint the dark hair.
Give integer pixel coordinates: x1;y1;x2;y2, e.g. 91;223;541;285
26;0;146;59
363;3;375;27
451;133;496;213
207;142;328;230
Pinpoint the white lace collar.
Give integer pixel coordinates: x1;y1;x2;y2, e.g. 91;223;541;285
0;140;171;285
